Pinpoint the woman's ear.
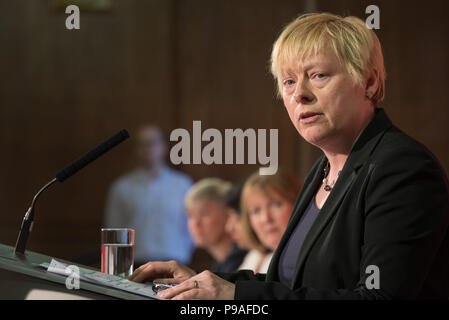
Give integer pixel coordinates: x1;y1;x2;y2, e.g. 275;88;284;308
365;69;379;99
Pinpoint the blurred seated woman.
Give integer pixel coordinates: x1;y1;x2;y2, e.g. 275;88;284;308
224;180;251;252
184;178;247;273
236;170;301;274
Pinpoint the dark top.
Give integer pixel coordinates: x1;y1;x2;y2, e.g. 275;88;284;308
278;197;320;288
211;244;247;273
216;108;449;299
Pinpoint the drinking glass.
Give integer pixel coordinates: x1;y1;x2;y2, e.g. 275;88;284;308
101;228;134;278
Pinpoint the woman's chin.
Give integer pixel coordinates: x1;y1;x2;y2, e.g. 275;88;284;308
300;130;330;147
261;238;279;251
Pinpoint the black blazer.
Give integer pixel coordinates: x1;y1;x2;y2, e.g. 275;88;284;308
219;109;449;299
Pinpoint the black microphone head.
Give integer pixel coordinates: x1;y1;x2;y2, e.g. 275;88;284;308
55;129;130;182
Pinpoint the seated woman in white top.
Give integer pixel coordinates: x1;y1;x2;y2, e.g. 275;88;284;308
227;169;302;274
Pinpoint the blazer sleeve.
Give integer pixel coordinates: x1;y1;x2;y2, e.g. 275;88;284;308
215;270;266;283
233;146;449;300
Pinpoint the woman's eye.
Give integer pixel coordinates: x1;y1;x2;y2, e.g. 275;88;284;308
312;73;326;80
283;79;295;86
251;207;261;215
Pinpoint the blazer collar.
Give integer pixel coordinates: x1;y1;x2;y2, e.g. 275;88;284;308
266;108;393;284
345;108;393;171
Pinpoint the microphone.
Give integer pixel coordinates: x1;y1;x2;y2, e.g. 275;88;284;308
55;129;129;182
14;129;130;255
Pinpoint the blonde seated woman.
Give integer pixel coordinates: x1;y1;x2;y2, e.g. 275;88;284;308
226;170;302;274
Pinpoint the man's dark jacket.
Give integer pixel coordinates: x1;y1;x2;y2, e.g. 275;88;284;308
218;108;449;299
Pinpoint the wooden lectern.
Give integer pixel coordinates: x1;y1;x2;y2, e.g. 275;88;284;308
0;243;151;300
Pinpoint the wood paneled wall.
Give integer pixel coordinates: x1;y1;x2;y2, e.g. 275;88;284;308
1;0;448;261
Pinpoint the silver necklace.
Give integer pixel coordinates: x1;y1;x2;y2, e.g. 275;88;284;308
323;162;341;192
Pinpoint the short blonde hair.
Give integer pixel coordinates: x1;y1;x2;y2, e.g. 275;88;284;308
185;178;232;211
240;169;302;252
271;12;386;105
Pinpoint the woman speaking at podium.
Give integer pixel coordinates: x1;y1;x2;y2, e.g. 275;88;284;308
130;12;449;299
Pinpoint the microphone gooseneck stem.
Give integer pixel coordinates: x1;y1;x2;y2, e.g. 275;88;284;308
14;178;57;255
13;129;129;256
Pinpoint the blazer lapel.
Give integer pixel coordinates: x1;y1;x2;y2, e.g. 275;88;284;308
290;166;357;288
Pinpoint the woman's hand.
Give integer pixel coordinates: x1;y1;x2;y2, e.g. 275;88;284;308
158;270;235;300
129;260;196;284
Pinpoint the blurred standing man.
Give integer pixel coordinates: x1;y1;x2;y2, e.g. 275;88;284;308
104;125;194;268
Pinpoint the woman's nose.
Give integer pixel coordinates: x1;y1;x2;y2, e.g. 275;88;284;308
225;219;233;233
259;209;272;224
293;81;314;104
190;218;201;229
